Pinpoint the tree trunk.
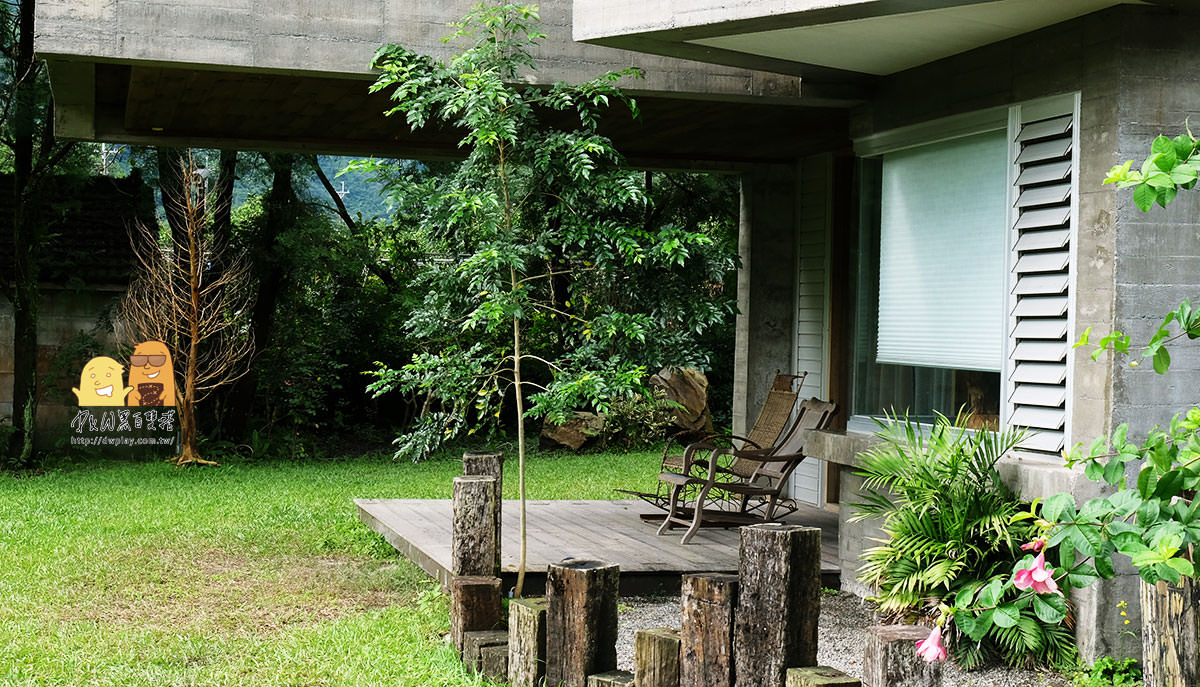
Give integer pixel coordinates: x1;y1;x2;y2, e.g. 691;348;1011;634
681;572;738;687
463;451;504;577
508;597;548;687
225;153;297;437
634;628;681;687
545;559;620;687
211;149;238;245
734;524;822;687
452;475;497;577
451;576;503;655
8;0;38;466
1141;577;1200;687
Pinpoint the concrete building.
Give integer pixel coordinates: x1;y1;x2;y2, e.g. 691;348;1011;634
36;0;1200;660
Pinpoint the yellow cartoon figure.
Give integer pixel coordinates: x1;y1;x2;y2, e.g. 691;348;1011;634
127;340;176;407
73;356;134;406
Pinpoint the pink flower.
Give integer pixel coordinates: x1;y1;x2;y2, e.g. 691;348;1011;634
1013;552;1061;595
1020;539;1045;552
915;626;948;663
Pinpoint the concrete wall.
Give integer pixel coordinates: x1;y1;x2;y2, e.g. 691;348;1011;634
36;0;801;102
733;164;799;437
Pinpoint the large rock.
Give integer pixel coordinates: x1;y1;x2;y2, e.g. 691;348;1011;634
541;411;605;450
650;367;714;435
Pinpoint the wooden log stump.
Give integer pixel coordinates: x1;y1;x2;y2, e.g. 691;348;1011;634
463;629;509;674
546;558;620;687
734;524;822;687
481;643;510;681
452;475;497;577
450;575;502;655
1141;576;1200;687
636;627;681;687
862;625;941;687
509;597;549;687
681;572;738;687
587;670;634;687
787;666;862;687
463;451;504;577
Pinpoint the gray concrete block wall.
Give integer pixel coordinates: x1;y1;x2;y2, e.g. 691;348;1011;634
1109;7;1200;440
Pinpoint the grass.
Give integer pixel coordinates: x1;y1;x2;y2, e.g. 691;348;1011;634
0;445;661;686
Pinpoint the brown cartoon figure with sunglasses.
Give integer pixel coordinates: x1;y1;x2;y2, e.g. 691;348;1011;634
126;341;176;407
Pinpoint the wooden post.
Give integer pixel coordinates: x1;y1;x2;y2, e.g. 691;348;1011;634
452;475;496;577
636;627;681;687
450;575;502;655
546;558;620;687
734;524;822;687
587;671;634;687
463;451;504;577
463;629;509;674
786;667;861;687
481;643;510;681
1141;577;1200;687
862;625;941;687
509;597;549;687
681;572;738;687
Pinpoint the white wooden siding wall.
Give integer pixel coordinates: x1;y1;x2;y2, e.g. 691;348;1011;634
789;155;832;506
1004;94;1079;454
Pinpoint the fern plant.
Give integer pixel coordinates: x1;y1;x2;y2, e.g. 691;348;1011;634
853;413;1077;669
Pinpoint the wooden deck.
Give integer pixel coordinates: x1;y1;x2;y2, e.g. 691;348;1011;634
356;498;840;595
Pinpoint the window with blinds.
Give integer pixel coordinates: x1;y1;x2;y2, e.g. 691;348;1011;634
1006;100;1077;454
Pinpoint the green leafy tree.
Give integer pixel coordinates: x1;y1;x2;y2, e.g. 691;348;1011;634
365;3;727;596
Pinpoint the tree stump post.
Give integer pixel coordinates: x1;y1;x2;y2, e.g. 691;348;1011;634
463;451;504;577
587;671;634;687
481;643;510;681
635;627;681;687
734;524;822;687
546;558;620;687
786;667;861;687
1141;576;1200;687
452;475;496;577
509;597;549;687
463;630;510;673
451;575;503;655
681;572;738;687
862;625;941;687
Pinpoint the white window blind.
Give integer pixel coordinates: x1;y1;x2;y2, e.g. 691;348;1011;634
877;130;1009;371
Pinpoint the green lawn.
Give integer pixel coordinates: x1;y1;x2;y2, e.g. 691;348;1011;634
0;447;661;686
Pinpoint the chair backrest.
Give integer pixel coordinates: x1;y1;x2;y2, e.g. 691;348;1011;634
729;373;807;479
750;397;839;486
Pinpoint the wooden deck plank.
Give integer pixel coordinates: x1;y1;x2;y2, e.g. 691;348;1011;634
356;498;841;593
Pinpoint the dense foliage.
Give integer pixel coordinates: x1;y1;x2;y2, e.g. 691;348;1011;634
363;4;736;462
854;414;1076;669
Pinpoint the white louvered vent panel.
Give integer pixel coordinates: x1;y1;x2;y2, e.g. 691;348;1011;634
1009;106;1074;455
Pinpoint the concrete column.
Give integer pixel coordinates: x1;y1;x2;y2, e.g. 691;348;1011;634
733;163;799;436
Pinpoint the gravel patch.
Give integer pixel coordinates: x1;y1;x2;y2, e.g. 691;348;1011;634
616;591;1070;687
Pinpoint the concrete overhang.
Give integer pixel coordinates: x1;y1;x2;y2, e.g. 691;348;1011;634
574;0;1152;78
35;0;853;167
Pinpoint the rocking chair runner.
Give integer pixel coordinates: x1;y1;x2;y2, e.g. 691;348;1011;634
614;372;807;512
656;397;838;544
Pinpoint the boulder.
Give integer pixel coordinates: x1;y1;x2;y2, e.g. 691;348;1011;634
540;411;605;450
650;367;714;435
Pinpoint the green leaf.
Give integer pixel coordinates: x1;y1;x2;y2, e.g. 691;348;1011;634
979;578;1004;608
1154;346;1172;374
993;604;1020;629
1041;493;1076;523
1138;499;1161;527
1033;594;1068;624
1153;135;1178;171
1134;183;1156;212
1168;557;1195;577
1074;326;1092;348
962;611;990;642
1095;554;1116;579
